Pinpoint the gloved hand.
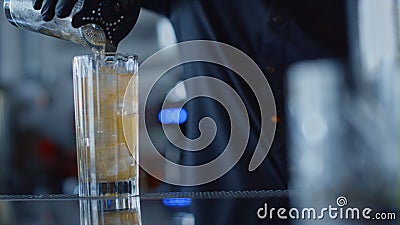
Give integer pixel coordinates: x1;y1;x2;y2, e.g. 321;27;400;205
33;0;141;50
33;0;77;21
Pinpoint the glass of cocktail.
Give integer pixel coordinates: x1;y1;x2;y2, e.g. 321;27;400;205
73;53;138;197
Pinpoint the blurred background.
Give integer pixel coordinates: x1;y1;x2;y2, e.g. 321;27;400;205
0;7;184;194
0;1;398;225
0;0;398;204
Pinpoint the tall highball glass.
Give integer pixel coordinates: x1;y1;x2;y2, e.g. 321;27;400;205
73;53;138;197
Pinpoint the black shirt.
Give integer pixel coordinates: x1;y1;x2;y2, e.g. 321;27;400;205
142;0;348;192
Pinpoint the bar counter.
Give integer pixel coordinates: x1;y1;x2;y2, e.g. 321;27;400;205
1;190;398;225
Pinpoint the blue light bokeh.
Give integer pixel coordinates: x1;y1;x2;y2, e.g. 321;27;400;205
162;198;192;207
158;108;188;124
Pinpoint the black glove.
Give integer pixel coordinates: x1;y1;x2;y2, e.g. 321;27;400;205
33;0;77;21
33;0;141;50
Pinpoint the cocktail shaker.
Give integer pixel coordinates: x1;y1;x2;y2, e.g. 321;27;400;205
4;0;141;51
4;0;106;49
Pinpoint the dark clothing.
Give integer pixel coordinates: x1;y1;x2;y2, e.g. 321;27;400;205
143;0;348;191
142;1;347;224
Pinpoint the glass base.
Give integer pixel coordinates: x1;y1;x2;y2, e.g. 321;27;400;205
98;196;139;212
98;180;137;196
79;180;138;198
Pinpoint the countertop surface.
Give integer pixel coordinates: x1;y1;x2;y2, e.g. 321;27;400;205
0;190;397;225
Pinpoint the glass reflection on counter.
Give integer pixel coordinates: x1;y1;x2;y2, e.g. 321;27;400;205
80;197;142;225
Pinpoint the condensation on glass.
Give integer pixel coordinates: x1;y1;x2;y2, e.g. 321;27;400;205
73;53;138;197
